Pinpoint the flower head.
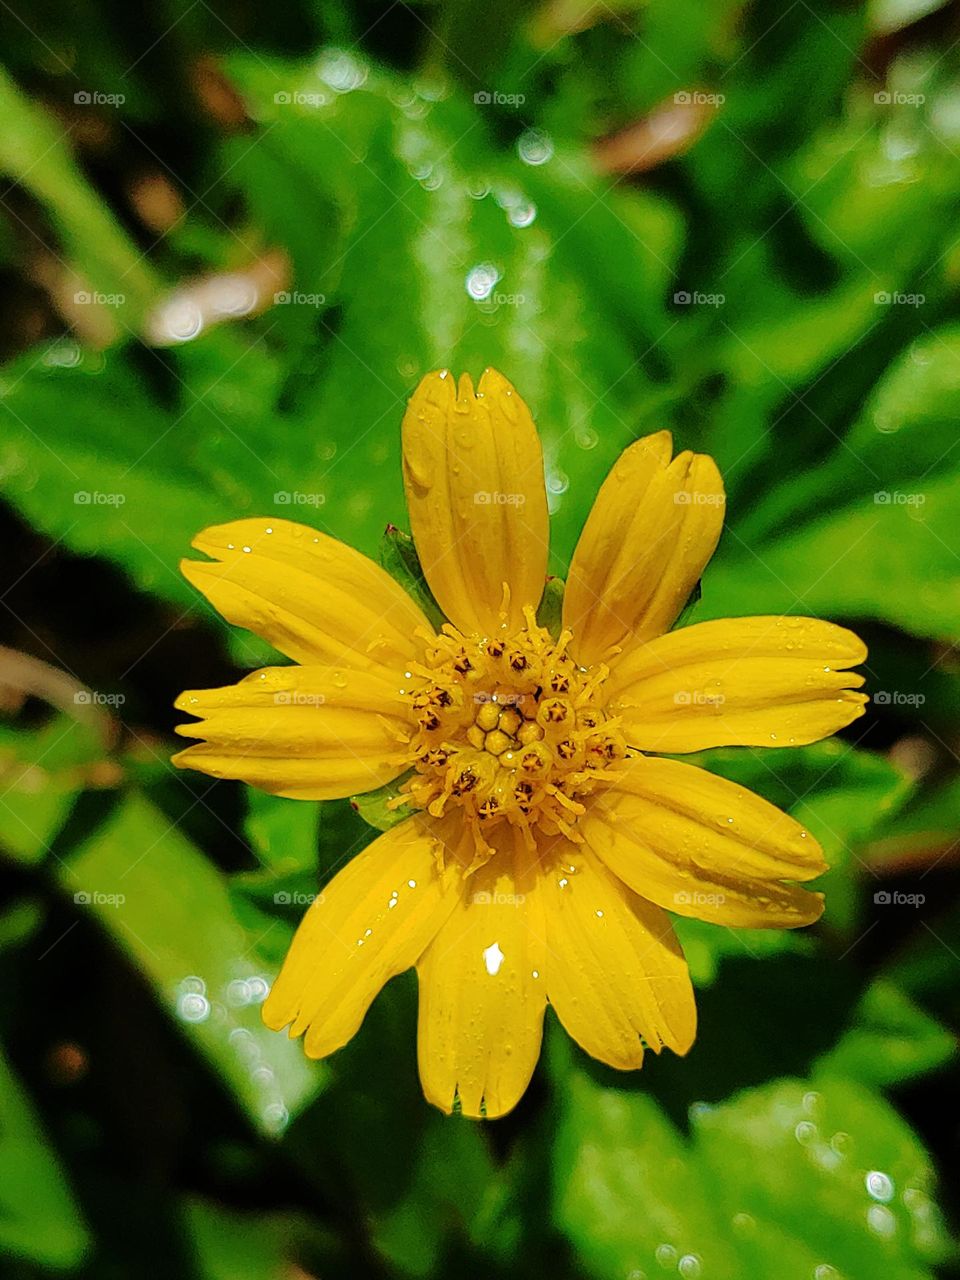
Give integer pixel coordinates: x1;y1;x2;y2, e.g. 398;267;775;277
174;368;867;1118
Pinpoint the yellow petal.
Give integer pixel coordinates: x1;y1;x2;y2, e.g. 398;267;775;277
541;841;696;1070
173;664;412;799
262;816;459;1057
562;433;724;664
182;518;431;670
401;369;549;635
416;830;546;1118
583;755;826;928
606;616;868;753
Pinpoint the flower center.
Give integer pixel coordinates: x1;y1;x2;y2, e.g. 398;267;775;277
398;607;626;866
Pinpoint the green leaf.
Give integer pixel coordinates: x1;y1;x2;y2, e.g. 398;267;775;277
0;713;108;866
182;1198;289;1280
0;898;43;952
673;913;812;988
692;1075;950;1279
817;978;957;1088
372;1116;496;1277
0;66;157;326
0;55;682;613
869;0;951;33
703;326;960;644
554;1065;738;1280
244;789;321;876
182;1197;343;1280
59;792;324;1133
0;1040;91;1269
863;774;960;870
554;1055;951;1280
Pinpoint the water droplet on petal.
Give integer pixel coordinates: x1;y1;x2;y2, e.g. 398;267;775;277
483;941;505;975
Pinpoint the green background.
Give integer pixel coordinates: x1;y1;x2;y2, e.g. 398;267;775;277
1;0;960;1276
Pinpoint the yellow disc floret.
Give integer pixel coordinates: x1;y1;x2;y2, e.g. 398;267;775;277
397;607;626;868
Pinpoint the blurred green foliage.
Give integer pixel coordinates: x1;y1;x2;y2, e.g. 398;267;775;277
1;0;960;1277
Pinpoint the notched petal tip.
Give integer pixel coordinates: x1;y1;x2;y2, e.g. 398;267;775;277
843;628;869;666
186;521;257;558
179;555;208;584
428;1082;523;1121
563;428;725;661
420;1078;457;1116
259;1000;292;1035
668;447;695;480
186;529;221;558
173;688;202;715
472;1091;521;1121
793;839;829;883
407;368;455;410
619;429;674;470
797;889;826;927
415;366;519;409
476;365;514;396
671;1019;697;1058
401;366;549;634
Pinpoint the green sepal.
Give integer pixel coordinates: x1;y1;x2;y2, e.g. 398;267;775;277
379;525;446;632
351;771;416;833
536;576;565;638
672;577;703;630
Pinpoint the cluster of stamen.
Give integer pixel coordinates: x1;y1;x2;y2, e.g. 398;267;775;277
396;607;626;869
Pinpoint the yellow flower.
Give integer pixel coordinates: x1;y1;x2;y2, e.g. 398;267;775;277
173;368;867;1119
